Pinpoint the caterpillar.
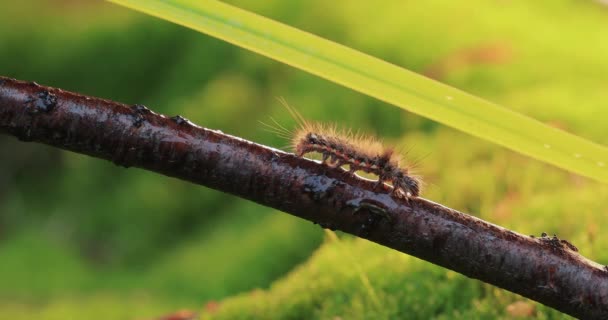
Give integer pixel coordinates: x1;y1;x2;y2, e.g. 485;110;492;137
263;99;422;199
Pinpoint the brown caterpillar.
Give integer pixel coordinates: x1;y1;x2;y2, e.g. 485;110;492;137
264;99;422;199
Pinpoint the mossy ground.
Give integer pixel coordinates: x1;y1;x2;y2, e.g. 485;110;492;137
0;0;607;319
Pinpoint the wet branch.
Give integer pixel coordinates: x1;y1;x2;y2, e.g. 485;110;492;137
0;76;607;319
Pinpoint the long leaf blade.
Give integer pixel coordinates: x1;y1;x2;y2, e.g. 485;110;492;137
108;0;608;183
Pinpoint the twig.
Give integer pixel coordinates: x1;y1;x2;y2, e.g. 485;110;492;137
0;76;606;319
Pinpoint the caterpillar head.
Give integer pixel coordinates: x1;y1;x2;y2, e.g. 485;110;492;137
393;170;421;197
295;132;320;156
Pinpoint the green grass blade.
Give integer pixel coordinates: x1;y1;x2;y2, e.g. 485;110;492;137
107;0;608;183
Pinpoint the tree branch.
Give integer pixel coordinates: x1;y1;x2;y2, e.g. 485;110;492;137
0;76;606;319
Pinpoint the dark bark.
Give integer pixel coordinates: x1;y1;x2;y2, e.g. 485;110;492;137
0;76;606;319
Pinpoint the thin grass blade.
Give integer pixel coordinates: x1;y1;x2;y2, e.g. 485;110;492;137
107;0;608;183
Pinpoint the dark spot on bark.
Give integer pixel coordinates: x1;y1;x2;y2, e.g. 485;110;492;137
131;104;150;128
36;91;57;112
358;214;382;237
131;104;151;114
171;115;189;125
27;91;58;114
132;115;145;128
432;233;448;251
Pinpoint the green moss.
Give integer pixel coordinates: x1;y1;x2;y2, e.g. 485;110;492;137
201;237;570;319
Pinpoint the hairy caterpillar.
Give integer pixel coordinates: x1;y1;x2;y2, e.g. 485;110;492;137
263;99;422;199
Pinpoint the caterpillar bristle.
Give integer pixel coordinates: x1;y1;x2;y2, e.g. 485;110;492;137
265;99;423;199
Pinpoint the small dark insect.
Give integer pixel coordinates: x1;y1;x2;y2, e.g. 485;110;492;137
262;99;422;199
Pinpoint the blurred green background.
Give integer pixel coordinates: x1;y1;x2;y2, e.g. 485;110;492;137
1;1;607;319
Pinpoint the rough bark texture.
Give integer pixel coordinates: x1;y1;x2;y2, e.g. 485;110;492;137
0;76;606;319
